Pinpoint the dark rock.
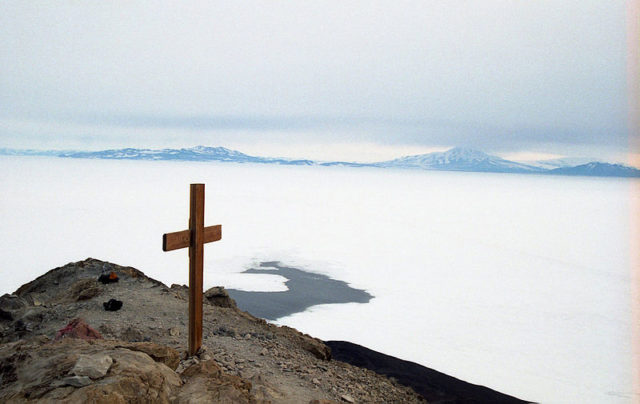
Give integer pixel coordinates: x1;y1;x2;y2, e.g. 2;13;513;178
0;294;28;322
14;320;30;333
103;299;122;311
214;325;237;338
54;318;102;341
98;272;119;284
204;286;237;308
20;307;45;323
0;294;27;311
0;309;12;321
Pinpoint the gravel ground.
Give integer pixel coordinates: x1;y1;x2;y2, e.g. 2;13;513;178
0;258;424;403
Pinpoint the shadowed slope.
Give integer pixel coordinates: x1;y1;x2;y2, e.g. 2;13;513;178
326;340;533;404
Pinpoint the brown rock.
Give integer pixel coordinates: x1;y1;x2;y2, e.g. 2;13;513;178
114;341;180;370
175;359;256;403
181;359;223;378
279;326;331;360
66;347;180;403
204;286;237;308
0;337;181;403
250;374;286;401
67;278;101;301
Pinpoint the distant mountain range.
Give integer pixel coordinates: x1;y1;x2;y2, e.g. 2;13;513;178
546;162;640;178
1;145;639;178
59;146;316;166
375;147;544;173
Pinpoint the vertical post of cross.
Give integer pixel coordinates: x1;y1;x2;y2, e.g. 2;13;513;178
188;183;204;355
162;184;222;357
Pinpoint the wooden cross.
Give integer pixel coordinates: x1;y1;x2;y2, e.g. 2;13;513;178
162;184;222;355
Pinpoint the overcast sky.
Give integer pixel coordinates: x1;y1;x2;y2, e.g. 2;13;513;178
0;1;637;162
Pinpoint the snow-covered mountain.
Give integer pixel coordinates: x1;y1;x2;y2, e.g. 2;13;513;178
547;162;640;178
375;147;543;173
57;146;315;165
529;157;602;170
2;145;639;177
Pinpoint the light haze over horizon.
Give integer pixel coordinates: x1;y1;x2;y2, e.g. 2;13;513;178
1;1;638;164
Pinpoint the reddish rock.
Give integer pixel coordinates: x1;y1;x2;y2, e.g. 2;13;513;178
54;318;103;341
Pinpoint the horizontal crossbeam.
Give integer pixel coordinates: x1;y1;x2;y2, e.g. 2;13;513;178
162;224;222;251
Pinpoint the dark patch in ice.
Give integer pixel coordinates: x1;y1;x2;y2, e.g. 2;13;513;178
226;261;373;320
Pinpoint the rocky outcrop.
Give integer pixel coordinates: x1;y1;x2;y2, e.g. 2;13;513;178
0;336;267;403
66;278;102;302
204;286;237;308
277;326;331;361
0;294;29;321
175;359;256;403
0;258;425;403
0;337;180;402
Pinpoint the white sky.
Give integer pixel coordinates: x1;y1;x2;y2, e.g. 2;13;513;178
0;1;637;163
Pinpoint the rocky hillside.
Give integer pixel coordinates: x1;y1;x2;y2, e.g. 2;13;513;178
0;258;423;403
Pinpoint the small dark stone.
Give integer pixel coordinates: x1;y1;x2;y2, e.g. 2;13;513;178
0;309;13;321
213;326;237;337
103;299;123;311
14;320;28;332
98;272;119;284
120;326;143;342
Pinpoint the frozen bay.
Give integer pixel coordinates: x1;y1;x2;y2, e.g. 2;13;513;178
0;156;637;403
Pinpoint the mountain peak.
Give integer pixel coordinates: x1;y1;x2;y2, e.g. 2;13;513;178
378;147;541;173
447;146;485;154
442;147;491;161
186;145;237;154
548;161;640;177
